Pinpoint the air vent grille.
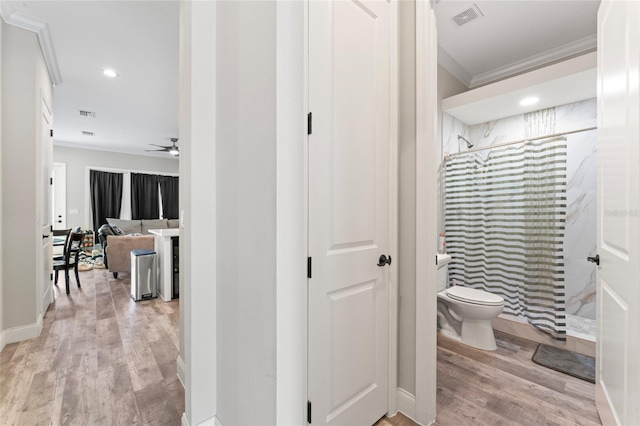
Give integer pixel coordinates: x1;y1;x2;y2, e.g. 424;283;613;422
79;110;96;118
81;131;95;136
452;4;483;26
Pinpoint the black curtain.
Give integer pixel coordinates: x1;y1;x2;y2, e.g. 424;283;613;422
90;170;123;237
159;176;179;219
131;173;160;220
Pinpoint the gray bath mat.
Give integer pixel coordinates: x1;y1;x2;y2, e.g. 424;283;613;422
532;344;595;383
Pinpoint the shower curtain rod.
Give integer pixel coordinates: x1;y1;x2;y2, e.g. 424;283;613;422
446;126;597;158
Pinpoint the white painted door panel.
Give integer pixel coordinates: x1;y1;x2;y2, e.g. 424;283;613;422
40;98;53;311
596;1;640;425
308;0;391;424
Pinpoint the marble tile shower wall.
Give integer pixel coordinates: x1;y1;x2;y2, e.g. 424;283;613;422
440;99;597;320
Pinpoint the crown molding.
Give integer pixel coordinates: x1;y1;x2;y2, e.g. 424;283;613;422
437;45;472;87
469;34;597;88
1;1;63;86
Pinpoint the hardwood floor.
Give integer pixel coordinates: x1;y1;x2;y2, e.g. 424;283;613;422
382;331;601;426
377;412;417;426
1;269;600;426
435;331;600;425
0;268;183;426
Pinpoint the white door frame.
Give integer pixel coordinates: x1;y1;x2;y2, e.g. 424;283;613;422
388;0;399;416
414;0;438;424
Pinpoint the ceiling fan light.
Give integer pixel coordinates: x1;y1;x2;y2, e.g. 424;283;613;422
169;148;179;156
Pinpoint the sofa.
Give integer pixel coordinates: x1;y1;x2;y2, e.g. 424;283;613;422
98;218;179;278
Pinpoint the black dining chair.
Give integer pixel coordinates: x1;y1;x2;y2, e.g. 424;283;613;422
53;231;84;294
52;228;71;260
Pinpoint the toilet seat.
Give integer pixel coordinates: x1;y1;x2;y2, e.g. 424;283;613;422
444;286;504;306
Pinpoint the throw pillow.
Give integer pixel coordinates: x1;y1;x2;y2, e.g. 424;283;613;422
111;225;125;236
107;218;142;235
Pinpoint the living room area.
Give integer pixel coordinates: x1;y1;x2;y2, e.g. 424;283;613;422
2;146;184;423
0;1;185;423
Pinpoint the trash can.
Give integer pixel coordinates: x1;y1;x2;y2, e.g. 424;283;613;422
130;249;157;301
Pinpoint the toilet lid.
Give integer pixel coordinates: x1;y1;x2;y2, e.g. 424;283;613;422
445;286;504;306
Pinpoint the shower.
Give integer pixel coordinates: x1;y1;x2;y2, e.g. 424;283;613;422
458;135;473;149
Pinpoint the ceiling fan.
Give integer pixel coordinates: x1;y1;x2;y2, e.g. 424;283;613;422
146;138;179;156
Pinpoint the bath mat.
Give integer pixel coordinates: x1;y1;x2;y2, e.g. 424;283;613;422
532;344;595;383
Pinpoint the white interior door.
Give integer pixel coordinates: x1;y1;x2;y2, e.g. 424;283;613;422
52;163;66;229
596;1;640;425
40;97;54;309
308;0;392;424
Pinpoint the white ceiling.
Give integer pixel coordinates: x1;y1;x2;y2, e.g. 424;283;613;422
435;0;601;88
2;1;601;157
2;0;179;159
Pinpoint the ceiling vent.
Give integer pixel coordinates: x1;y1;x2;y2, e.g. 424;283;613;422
81;131;95;136
79;110;96;118
452;4;484;26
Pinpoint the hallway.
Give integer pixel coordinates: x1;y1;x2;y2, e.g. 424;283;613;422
0;268;183;425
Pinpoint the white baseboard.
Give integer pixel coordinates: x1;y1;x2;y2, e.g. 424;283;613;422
43;285;53;313
3;313;43;346
182;414;221;426
0;329;6;352
177;355;185;388
396;388;417;423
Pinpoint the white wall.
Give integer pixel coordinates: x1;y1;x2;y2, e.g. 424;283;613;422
216;2;277;424
52;145;178;230
1;23;51;335
181;2;306;424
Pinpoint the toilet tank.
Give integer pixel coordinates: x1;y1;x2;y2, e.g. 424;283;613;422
436;254;451;292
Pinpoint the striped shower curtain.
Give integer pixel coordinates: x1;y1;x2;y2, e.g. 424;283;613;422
444;137;567;341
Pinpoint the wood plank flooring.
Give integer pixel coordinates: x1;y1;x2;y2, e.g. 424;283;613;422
381;331;601;426
1;268;600;426
0;268;183;426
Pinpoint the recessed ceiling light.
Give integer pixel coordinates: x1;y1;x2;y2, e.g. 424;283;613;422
103;69;118;78
520;97;539;106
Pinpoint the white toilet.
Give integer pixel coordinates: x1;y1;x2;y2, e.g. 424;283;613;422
436;254;504;351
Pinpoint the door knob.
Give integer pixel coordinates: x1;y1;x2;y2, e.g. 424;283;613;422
377;254;392;267
587;254;600;266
